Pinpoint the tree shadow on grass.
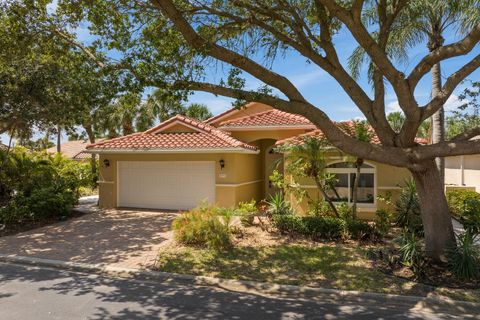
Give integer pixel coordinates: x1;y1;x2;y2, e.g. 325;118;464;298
1;262;477;319
156;244;480;303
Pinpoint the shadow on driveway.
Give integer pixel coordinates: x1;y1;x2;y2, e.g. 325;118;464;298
0;208;178;268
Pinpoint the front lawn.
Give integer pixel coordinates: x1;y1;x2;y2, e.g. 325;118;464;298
156;236;480;302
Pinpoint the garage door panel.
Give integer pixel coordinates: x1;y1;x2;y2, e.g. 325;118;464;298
118;161;215;210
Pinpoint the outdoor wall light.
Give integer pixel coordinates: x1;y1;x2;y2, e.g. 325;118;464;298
103;159;110;167
219;159;225;170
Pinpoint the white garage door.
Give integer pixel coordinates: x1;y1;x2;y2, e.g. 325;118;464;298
118;161;215;210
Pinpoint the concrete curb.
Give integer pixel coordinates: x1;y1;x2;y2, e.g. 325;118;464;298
1;254;479;309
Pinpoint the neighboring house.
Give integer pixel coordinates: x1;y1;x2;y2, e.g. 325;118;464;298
48;139;104;160
445;137;480;192
87;102;413;218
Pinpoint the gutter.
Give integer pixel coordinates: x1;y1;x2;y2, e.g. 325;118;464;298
85;148;260;155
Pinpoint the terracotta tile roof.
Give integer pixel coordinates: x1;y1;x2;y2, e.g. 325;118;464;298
87;115;257;152
276;121;427;147
218;109;315;128
47;139;105;160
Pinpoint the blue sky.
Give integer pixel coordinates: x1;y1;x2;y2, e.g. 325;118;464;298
2;6;479;144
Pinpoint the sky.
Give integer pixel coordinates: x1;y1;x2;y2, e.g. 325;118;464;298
2;4;480;145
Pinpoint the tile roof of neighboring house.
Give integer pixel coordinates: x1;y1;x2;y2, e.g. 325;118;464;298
87;115;258;152
47;139;105;160
218;109;315;128
276;121;428;147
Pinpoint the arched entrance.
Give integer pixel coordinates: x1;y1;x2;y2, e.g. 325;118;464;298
250;139;284;199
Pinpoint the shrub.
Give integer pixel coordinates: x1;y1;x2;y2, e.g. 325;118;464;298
397;231;426;279
0;148;84;227
374;209;392;236
271;214;305;234
395;179;423;236
266;193;291;216
336;202;353;220
345;219;375;240
446;189;480;217
303;216;345;240
446;189;480;234
449;231;480;280
172;205;232;250
236;200;257;226
272;214;346;240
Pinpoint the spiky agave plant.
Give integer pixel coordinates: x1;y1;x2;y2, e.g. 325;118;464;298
449;231;480;280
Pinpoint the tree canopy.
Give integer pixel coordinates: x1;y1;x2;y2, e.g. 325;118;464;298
4;0;480;260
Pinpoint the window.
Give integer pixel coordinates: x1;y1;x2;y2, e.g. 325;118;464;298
325;161;376;206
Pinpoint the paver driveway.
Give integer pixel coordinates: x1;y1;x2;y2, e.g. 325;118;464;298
0;207;177;269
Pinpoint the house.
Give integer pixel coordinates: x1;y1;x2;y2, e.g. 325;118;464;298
445;137;480;192
47;139;104;160
87;102;412;218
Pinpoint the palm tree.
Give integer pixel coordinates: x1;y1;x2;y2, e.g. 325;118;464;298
184;103;213;121
387;112;430;139
143;89;186;123
280;136;339;217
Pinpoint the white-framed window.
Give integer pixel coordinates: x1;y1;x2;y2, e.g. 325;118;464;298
325;161;376;207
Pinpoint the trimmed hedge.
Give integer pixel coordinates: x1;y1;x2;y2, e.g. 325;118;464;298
446;189;480;234
446;189;480;218
272;214;375;241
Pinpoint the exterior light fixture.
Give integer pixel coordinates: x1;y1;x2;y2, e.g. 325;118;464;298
103;159;110;167
219;159;225;170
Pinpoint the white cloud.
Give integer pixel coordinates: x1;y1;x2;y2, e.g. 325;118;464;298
443;94;465;112
386;100;401;113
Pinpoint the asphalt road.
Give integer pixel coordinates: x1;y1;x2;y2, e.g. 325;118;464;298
0;262;478;320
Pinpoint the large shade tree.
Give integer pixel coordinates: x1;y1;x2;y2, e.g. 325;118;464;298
29;0;480;261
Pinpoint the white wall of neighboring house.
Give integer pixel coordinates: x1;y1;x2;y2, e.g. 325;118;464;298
445;154;480;192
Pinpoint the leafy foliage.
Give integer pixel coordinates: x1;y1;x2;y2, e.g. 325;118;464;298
398;231;426;279
236;200;257;226
266;193;292;216
446;189;480;234
395;179;423;236
374;209;392;237
446;81;480;139
448;231;480;280
0;147;91;227
172;204;233;250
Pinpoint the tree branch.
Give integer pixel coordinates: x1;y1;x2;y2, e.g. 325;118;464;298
151;0;305;102
450;125;480;142
421;53;480;120
408;24;480;88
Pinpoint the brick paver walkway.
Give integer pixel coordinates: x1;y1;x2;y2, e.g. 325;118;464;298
0;207;177;269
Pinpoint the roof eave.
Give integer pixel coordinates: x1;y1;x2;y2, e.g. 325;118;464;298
219;125;316;131
85;148;259;154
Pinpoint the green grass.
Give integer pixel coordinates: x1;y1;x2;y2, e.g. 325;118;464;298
155;244;480;302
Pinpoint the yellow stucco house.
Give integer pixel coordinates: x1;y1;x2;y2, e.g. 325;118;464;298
87;102;412;218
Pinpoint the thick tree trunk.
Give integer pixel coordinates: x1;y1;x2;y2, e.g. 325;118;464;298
314;175;339;218
410;159;455;262
431;62;445;186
